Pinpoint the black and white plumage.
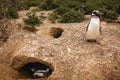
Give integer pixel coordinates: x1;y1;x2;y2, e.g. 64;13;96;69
86;10;101;42
31;67;50;78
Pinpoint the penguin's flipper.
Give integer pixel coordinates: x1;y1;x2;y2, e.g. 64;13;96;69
86;18;91;31
86;24;89;31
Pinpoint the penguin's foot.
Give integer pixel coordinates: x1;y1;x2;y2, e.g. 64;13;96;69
86;39;97;42
86;39;100;44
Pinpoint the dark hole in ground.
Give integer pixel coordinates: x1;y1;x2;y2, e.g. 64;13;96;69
50;27;64;38
18;62;53;79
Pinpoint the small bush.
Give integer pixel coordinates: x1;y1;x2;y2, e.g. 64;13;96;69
98;0;116;10
117;6;120;14
79;0;87;2
0;0;10;19
54;7;70;16
24;0;42;9
39;0;59;10
49;13;59;23
99;8;118;20
31;7;40;12
23;12;41;27
45;0;53;3
7;7;19;19
105;11;118;20
59;10;85;23
84;4;96;14
66;1;79;9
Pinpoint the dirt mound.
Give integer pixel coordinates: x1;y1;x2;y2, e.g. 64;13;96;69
0;20;120;80
0;64;18;80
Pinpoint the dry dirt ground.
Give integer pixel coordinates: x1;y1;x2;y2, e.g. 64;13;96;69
0;10;120;80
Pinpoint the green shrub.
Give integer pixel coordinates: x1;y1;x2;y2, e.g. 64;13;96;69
31;7;40;12
0;0;6;18
79;0;87;2
23;12;41;27
7;7;19;19
45;0;54;5
39;0;59;10
49;13;59;23
117;6;120;14
66;1;79;9
0;0;19;18
54;0;67;7
54;7;70;16
99;8;118;20
98;0;116;10
84;0;116;14
24;0;42;9
105;11;118;20
84;4;96;14
59;10;85;23
54;0;84;9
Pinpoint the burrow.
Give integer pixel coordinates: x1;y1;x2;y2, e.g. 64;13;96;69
50;27;64;38
11;55;54;79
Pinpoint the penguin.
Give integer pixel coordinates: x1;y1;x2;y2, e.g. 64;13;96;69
31;67;50;78
85;10;101;42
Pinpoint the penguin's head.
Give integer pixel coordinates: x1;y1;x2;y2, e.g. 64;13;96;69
92;10;101;17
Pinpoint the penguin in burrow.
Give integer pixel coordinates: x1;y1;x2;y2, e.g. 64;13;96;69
85;10;102;42
30;67;51;78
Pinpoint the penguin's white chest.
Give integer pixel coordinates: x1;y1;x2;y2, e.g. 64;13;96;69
86;17;100;40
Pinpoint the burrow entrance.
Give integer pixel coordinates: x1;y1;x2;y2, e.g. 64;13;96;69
19;62;53;78
11;56;54;79
50;27;64;38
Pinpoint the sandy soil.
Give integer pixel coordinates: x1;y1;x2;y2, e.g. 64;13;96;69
0;10;120;80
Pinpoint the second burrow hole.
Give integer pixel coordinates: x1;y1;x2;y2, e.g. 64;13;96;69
50;27;64;38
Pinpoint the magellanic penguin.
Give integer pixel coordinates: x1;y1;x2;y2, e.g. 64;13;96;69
31;67;50;78
85;10;101;42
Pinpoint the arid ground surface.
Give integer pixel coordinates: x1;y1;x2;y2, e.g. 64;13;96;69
0;10;120;80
